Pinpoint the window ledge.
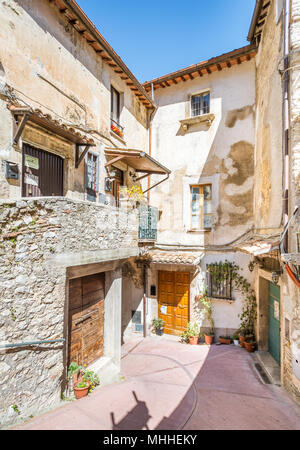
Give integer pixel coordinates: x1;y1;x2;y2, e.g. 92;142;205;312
207;297;235;304
187;229;212;233
180;113;215;132
110;130;126;145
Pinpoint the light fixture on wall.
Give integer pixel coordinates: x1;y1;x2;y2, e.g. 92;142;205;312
130;171;138;183
271;271;281;285
248;257;265;272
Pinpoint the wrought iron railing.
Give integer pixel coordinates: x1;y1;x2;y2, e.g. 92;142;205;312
138;205;158;242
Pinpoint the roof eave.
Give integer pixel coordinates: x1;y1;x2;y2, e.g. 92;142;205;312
57;0;156;109
247;0;264;42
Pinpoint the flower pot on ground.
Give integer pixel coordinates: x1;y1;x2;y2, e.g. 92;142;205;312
218;336;232;345
244;341;256;353
152;318;165;336
181;322;199;345
233;332;240;346
204;331;215;345
189;336;199;345
74;381;90;399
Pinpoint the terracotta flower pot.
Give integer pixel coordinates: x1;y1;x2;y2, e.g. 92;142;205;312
244;342;256;353
74;381;90;399
189;336;199;345
218;337;231;345
204;334;214;345
239;335;245;348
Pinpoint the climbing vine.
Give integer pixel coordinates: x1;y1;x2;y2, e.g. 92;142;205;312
207;260;257;333
196;291;215;334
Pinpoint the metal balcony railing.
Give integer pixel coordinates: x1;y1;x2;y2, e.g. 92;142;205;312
138;205;158;242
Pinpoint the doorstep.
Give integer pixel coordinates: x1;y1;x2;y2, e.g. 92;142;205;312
255;351;281;386
88;356;121;387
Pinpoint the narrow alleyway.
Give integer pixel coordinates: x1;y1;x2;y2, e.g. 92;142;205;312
14;338;300;430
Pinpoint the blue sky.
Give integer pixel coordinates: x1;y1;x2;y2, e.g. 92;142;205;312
76;0;256;83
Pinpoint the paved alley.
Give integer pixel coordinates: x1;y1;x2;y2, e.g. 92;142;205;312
13;337;300;430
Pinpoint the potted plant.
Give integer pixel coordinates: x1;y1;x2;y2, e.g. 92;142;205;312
82;368;100;392
218;336;232;345
203;329;215;345
233;332;240;346
152;318;165;336
244;331;256;353
196;291;215;345
185;322;200;345
67;361;84;387
73;381;90;399
238;328;247;347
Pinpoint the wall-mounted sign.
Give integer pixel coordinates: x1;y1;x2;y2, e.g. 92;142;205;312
24;173;39;187
274;301;280;320
160;306;167;315
25;155;39;170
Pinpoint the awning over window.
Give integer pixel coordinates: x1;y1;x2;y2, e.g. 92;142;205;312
149;250;204;266
233;232;281;256
104;148;171;175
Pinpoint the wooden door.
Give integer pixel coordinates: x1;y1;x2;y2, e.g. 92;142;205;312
22;143;64;198
268;283;281;365
68;273;105;367
158;271;190;335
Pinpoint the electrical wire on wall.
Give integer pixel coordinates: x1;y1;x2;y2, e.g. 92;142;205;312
280;206;300;288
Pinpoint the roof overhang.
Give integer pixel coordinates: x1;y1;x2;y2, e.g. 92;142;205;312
149;250;204;266
50;0;155;109
247;0;271;44
233;232;281;256
104;148;171;176
143;45;257;92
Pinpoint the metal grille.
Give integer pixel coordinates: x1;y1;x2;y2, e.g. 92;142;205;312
139;205;158;241
207;264;232;300
191;92;210;117
22;143;64;197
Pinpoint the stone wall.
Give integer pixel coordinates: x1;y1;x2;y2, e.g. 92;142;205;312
0;197;138;428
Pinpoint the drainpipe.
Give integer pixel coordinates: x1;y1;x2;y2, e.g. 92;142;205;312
147;83;156;204
143;264;148;338
283;0;290;252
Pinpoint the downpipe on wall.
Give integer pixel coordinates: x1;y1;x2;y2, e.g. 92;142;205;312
283;0;290;252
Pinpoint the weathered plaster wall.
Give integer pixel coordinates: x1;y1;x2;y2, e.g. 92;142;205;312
147;252;252;339
150;60;256;247
0;197;138;428
254;0;283;229
0;0;149;201
284;0;300;403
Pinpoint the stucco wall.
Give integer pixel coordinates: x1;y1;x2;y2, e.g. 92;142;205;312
0;0;149;201
150;59;256;247
0;197;138;428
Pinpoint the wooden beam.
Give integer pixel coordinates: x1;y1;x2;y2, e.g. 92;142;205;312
206;67;211;74
188;73;194;80
237;57;242;64
13;113;30;145
172;78;178;84
181;76;186;82
217;64;222;71
226;61;232;68
75;144;91;169
198;70;203;77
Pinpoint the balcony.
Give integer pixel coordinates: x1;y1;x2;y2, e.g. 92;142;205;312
138;205;158;243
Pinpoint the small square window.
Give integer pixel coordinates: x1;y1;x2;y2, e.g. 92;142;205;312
207;264;232;300
191;92;210;117
190;184;212;230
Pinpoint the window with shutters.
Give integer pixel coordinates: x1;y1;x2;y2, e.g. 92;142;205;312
207;264;232;300
86;152;99;202
191;92;210;117
190;184;212;230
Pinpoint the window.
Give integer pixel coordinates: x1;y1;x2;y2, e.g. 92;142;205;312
86;152;99;202
190;184;212;230
207;264;232;300
111;86;120;125
191;92;210;117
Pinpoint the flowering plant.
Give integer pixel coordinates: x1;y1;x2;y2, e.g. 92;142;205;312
111;123;123;138
119;185;145;203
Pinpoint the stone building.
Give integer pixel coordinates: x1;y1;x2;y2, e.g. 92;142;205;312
0;0;169;427
130;45;258;340
244;0;300;404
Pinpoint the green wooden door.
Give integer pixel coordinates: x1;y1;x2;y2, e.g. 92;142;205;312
268;283;281;365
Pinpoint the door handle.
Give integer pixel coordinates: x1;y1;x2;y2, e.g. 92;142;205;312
75;312;93;326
